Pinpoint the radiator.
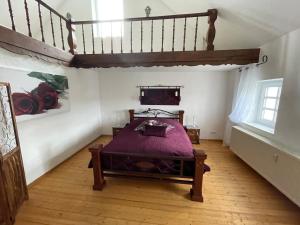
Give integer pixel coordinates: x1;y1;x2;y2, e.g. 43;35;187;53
230;126;300;206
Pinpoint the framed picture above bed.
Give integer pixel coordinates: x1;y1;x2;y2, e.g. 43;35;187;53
138;85;182;105
0;67;70;122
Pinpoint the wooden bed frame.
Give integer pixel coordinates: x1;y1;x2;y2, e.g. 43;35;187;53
89;109;207;202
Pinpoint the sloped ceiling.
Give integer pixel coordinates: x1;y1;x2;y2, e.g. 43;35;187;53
160;0;300;49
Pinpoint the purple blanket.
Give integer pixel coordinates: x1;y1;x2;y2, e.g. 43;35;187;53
102;118;194;158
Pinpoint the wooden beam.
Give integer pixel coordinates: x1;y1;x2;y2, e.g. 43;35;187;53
0;25;73;65
72;49;260;68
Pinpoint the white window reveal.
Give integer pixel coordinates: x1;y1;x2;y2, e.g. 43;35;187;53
91;0;124;38
254;79;283;130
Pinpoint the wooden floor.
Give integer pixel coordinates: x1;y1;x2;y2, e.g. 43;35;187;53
16;136;300;225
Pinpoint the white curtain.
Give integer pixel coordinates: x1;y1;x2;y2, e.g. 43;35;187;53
223;65;260;146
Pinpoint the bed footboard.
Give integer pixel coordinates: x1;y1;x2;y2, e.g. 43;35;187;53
191;149;207;202
89;144;106;190
89;145;208;202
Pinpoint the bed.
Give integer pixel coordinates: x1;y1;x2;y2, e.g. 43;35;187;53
89;109;209;202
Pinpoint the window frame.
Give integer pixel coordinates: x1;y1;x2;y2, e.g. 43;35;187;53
91;0;124;38
254;78;283;129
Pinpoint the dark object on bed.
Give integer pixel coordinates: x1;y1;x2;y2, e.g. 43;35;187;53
89;109;208;202
143;124;167;137
140;87;181;105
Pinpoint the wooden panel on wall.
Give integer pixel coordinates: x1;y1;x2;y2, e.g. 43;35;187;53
140;88;181;105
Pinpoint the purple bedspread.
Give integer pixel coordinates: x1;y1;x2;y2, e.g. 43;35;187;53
102;118;194;158
88;118;210;176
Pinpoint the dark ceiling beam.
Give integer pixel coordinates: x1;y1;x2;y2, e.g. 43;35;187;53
71;49;260;68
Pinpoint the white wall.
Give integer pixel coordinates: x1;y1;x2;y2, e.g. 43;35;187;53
252;27;300;154
98;67;230;139
226;27;300;155
0;48;102;184
226;27;300;206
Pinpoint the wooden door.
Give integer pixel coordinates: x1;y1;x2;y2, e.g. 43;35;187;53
0;83;28;225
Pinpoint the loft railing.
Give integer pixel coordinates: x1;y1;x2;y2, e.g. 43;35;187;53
4;0;73;52
71;10;218;54
3;0;217;56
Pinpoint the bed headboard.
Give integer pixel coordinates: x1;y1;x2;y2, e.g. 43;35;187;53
129;108;184;125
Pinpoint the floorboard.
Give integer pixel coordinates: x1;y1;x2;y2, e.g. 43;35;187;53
15;136;300;225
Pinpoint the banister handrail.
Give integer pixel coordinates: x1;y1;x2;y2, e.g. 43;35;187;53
71;11;211;25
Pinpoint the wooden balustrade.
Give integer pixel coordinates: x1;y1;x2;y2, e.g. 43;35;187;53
0;0;260;68
71;10;218;54
4;0;76;52
2;0;221;61
1;2;261;68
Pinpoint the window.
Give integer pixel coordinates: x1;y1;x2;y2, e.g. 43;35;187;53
91;0;124;38
253;79;283;130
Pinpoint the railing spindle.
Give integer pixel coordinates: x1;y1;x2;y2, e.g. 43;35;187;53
38;2;45;42
161;19;164;52
91;24;95;54
140;20;143;52
151;20;153;52
101;23;104;54
110;22;113;54
50;11;56;46
60;17;65;50
172;18;175;52
194;17;199;51
7;0;15;31
24;0;31;36
82;24;86;54
130;21;133;53
120;22;123;53
183;17;187;51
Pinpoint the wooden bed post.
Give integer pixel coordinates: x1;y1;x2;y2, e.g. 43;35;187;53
129;109;134;122
191;149;207;202
178;110;184;125
89;144;105;190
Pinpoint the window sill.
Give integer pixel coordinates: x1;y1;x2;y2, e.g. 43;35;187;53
241;122;275;139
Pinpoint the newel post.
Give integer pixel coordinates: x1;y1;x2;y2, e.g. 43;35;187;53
66;13;77;54
206;9;218;51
